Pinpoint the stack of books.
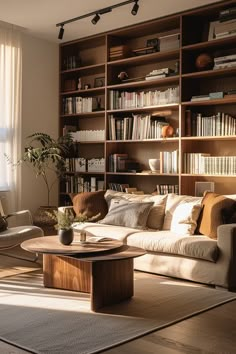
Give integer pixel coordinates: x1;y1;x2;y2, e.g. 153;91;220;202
145;68;174;80
213;19;236;40
109;45;129;61
213;54;236;69
219;6;236;23
159;33;180;52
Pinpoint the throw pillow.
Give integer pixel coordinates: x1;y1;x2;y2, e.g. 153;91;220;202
162;193;202;230
99;199;154;229
170;201;202;235
104;190;167;229
199;192;236;239
72;190;108;221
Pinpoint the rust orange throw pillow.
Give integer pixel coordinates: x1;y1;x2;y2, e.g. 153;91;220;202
72;191;108;221
199;192;236;239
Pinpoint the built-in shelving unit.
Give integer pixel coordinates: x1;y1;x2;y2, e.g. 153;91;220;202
59;0;236;204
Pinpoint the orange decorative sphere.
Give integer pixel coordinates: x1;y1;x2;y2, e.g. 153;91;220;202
162;125;174;138
195;53;213;70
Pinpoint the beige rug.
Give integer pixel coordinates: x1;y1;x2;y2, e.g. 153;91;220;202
0;270;235;354
0;254;40;279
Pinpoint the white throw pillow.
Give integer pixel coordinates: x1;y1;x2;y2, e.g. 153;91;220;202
170;201;202;235
162;193;202;230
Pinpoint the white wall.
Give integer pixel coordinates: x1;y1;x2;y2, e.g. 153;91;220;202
20;34;59;214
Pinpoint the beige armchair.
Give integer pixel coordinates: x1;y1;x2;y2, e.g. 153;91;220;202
0;202;44;262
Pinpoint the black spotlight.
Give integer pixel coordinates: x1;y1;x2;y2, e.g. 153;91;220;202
58;25;64;40
131;0;139;15
91;13;100;25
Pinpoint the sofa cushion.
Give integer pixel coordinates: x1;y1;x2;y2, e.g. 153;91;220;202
162;193;202;230
199;192;236;239
170;201;202;235
127;230;219;262
72;191;108;221
99;199;153;229
104;190;167;229
73;222;141;242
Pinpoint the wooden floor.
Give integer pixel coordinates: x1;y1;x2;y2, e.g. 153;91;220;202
1;273;236;354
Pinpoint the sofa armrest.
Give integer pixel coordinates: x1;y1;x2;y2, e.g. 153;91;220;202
7;210;33;227
217;223;236;289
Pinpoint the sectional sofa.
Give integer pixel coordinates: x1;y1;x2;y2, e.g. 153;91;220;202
71;190;236;291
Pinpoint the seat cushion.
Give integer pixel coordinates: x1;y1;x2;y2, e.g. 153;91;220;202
73;222;141;242
127;230;219;262
0;226;43;249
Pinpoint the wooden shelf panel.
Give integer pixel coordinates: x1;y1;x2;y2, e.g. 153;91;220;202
106;172;179;176
60;87;105;96
182;98;236;106
61;63;105;76
60;111;105;118
107;50;179;67
107;103;179;113
107;76;179;90
106;138;179;143
182;36;236;52
182;136;236;141
182;174;236;178
64;171;105;175
182;67;236;79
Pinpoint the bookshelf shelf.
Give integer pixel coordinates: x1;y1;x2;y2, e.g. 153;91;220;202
59;0;236;201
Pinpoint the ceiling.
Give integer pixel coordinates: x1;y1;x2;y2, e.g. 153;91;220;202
0;0;222;43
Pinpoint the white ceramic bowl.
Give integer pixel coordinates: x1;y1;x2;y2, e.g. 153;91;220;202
149;159;160;172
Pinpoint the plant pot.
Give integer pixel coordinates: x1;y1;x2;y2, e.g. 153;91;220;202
58;228;74;245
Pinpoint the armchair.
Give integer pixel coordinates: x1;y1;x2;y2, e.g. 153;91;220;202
0;202;44;262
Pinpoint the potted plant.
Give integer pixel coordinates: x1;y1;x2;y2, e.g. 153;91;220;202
6;132;73;234
47;208;100;245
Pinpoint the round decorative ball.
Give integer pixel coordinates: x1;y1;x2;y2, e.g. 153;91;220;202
195;53;213;71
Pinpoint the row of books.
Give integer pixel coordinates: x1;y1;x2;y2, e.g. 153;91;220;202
185;111;236;137
214;18;236;39
183;153;236;175
109;87;179;110
109;45;129;61
66;157;105;173
64;175;104;193
160;150;179;174
108;114;169;140
62;96;93;114
156;184;179;195
70;130;105;142
108;154;129;173
62;55;81;70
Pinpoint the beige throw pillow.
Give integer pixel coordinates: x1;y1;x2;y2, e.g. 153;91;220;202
99;199;154;229
170;201;202;235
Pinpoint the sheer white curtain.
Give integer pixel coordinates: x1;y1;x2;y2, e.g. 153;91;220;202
0;24;22;212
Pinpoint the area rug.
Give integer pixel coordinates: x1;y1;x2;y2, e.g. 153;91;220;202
0;254;40;279
0;271;235;354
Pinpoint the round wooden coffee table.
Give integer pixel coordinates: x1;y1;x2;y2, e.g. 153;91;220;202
21;235;145;311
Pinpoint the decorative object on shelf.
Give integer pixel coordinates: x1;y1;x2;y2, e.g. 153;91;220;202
84;84;91;90
195;53;214;71
161;124;174;138
77;78;82;90
5;132;73;206
148;159;160;172
118;71;129;81
94;77;105;88
146;38;159;51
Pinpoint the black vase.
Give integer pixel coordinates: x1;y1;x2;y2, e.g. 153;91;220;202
58;228;74;245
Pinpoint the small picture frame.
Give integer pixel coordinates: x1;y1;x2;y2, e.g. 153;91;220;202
195;181;215;197
146;38;159;49
94;77;105;88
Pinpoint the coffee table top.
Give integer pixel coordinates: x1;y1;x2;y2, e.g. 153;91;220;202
21;235;146;261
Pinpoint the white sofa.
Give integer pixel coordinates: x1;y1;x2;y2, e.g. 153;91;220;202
71;190;236;291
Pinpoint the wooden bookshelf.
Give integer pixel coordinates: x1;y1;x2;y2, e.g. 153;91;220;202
59;0;236;203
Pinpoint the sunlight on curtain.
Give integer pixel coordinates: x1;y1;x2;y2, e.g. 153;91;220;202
0;26;22;211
